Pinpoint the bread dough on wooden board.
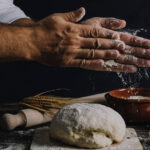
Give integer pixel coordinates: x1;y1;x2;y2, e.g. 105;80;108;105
30;127;143;150
49;103;126;149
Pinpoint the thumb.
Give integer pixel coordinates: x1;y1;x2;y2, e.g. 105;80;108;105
62;7;85;23
80;17;126;30
103;18;126;29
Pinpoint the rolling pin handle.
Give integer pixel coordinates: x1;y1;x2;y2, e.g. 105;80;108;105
0;112;26;131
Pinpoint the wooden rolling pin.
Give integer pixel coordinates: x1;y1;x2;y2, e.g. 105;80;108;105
0;92;107;131
0;108;58;131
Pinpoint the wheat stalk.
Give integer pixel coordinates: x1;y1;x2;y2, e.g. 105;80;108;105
20;89;74;113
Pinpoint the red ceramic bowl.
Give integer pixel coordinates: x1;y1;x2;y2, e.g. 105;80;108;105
105;88;150;123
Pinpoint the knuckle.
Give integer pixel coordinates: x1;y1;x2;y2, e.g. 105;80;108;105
80;59;86;67
68;38;78;45
116;55;124;62
130;36;137;44
114;40;125;49
91;27;99;37
127;46;135;54
49;13;59;22
123;55;130;62
65;25;78;33
94;39;101;48
124;55;137;64
106;31;115;39
65;36;79;46
105;51;114;58
111;32;119;39
97;60;104;67
87;49;95;59
113;50;120;57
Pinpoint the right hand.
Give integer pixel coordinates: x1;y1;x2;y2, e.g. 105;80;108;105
29;8;136;72
81;17;150;71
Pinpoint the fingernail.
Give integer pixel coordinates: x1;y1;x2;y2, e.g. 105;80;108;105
109;20;121;27
111;51;119;57
76;7;86;18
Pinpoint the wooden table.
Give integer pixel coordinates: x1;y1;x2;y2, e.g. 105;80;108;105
0;103;150;150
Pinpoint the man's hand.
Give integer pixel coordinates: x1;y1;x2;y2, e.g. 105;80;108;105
81;17;126;30
25;7;138;73
81;17;150;69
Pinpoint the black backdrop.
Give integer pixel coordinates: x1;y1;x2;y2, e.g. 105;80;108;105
1;0;150;102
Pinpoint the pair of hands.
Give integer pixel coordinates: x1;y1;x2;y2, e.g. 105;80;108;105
28;7;150;72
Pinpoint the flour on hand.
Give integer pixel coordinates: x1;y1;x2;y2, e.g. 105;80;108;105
104;60;119;71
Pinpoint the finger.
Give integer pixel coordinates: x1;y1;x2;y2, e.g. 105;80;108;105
60;7;85;23
116;54;150;67
72;59;137;72
120;32;150;48
80;37;125;50
72;59;105;70
78;25;120;39
75;49;120;60
120;45;150;59
104;61;137;72
100;18;126;29
81;17;126;29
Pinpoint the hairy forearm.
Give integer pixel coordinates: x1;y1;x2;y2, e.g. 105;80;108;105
0;23;35;62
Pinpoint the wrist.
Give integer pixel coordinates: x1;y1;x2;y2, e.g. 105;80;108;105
12;26;38;61
0;24;38;62
24;24;46;62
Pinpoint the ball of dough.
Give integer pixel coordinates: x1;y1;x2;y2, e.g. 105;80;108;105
49;103;126;149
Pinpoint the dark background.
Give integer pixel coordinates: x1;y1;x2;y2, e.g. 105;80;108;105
1;0;150;102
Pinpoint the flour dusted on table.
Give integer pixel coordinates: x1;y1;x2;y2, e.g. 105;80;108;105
49;103;126;149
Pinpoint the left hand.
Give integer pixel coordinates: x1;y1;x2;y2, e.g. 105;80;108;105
81;17;150;68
